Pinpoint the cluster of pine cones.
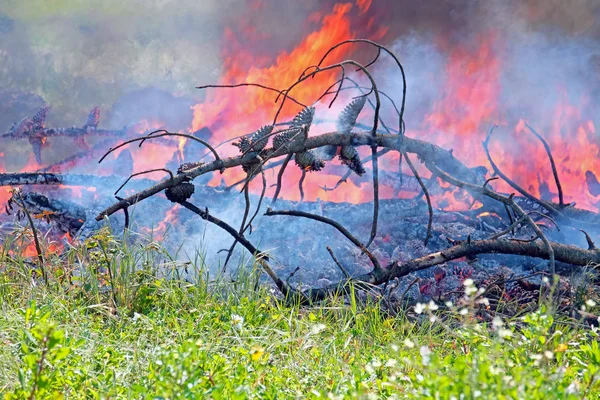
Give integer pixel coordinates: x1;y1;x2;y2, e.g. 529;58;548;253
232;95;369;176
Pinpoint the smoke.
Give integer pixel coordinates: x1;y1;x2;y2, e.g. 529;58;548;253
1;1;598;268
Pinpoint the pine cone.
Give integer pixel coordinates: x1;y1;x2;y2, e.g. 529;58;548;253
339;145;365;176
10;117;33;136
294;151;325;172
249;125;273;152
83;106;100;129
337;96;367;134
28;137;44;164
233;136;252;153
165;182;195;203
32;105;50;130
290;106;315;130
272;127;302;150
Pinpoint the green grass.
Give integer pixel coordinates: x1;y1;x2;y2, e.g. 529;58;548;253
0;228;599;399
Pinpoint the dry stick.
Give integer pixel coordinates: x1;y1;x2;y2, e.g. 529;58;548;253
178;201;300;299
483;125;560;216
222;183;252;272
245;169;268;234
196;83;307;108
580;230;596;250
99;131;221;165
316;39;407;135
114;168;174;196
488;216;526;240
326;246;350;278
426;162;556;276
13;192;47;284
265;207;382;273
525;122;564;207
398;277;420;305
271;154;293;204
298;170;306;202
366;144;380;248
403;152;433;246
223;168;268;272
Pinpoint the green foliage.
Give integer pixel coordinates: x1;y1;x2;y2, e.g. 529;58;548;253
0;234;599;398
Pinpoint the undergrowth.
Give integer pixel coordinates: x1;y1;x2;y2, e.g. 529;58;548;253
0;228;599;399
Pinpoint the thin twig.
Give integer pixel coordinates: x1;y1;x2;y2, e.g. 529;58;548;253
13;191;47;284
196;83;307;108
99;131;221;165
525;122;564;206
114;168;174;196
326;246;350;278
403;152;432;246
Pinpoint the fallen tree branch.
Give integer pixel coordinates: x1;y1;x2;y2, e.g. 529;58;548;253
95;130;481;221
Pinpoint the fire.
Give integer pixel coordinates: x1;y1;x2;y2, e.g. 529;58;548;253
192;2;369;202
188;13;599;211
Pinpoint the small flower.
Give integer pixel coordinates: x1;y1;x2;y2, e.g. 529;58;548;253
250;345;265;361
403;338;415;349
385;358;398;368
459;308;469;315
428;300;439;311
390;344;399;351
311;323;327;334
544;350;554;359
555;343;568;353
492;316;504;329
231;314;244;330
498;328;513;338
463;278;474;287
414;303;426;314
586;299;597;307
420;346;431;366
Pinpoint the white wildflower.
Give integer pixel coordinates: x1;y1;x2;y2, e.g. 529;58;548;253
544;350;554;359
414;303;426;314
459;308;469;315
492;316;504;329
311;323;327;334
403;338;415;348
586;299;597;307
498;328;513;338
428;300;439;311
385;358;398;368
231;314;244;330
420;346;432;366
